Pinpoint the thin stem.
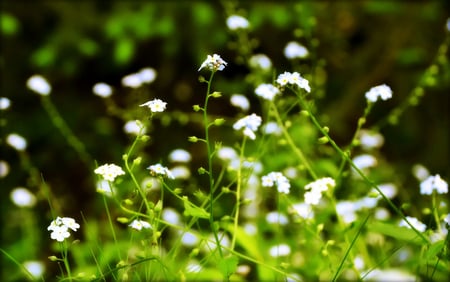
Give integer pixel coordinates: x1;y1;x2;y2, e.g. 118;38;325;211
103;194;122;261
231;137;247;250
61;241;72;281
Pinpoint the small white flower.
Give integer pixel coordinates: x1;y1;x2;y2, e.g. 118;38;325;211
352;154;377;170
94;164;125;182
420;174;448;195
162;208;181;226
365;84;393;103
266;211;288;225
23;261;45;278
233;113;262;140
140;98;167;113
230;94;250;111
169;149;192;163
0;97;11;110
96;180;113;196
373;183;398;199
399;216;427;232
284;41;309;59
217;146;238;162
10;187;37;208
61;217;80;231
304;177;336;205
147;163;174;179
336;201;358;223
26;75;51;96
48;217;79;242
262;121;282;136
129;219;152;231
121;73;142;88
412;164;430;181
92;82;113;98
137;67;157;84
444;213;450;225
249;54;272;70
186;260;202;273
262;172;291;194
198;54;227;72
358;129;384;150
226;15;249;30
291;203;314;220
180;230;200;247
276;71;310;92
170;165;191;179
123;120;145;135
0;160;10;178
276;72;291;86
6;133;27;151
269;244;291;257
255;84;280;101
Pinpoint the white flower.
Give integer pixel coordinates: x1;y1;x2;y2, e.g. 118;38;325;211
0;97;11;110
26;75;51;96
373;183;398;199
140;98;167;113
255;84;280;101
304;177;336;205
0;160;10;178
276;72;291;86
444;213;450;225
49;226;70;242
420;174;448;195
230;94;250;111
233;113;262;140
60;217;80;231
226;15;249;30
137;67;157;84
446;18;450;32
6;133;27;151
170;165;191;179
169;149;192;163
123;120;145;135
198;54;227;72
276;71;310;92
129;219;152;231
412;164;430;181
217;146;238;162
23;261;45;278
336;201;358;224
92;82;113;98
162;208;181;226
94;164;125;182
364;268;416;282
291;203;314;220
262;121;282;136
358;129;384;150
47;217;79;242
147;163;174;179
249;54;272;70
96;180;113;196
365;84;393;103
262;172;291;194
10;187;37;208
399;216;427;232
180;230;200;247
269;244;291;257
121;73;142;88
352;154;377;170
284;41;309;59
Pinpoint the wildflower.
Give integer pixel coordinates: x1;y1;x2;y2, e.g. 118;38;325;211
0;97;11;110
147;163;174;179
137;67;157;84
121;68;157;88
226;15;249;30
412;164;429;181
123;120;145;135
0;160;10;178
198;54;227;72
358;129;384;150
249;54;272;70
230;94;250;111
262;121;282;136
96;180;113;196
372;183;398;199
94;163;125;182
169;149;192;163
255;83;280;101
352;154;377;170
140;98;167;113
420;174;448;195
399;216;427;232
262;172;291;194
170;165;191;179
276;71;310;92
365;84;392;103
364;268;416;282
92;82;113;98
217;146;238;162
23;261;45;279
284;41;309;59
336;201;358;223
162;208;181;226
269;244;291;257
26;75;51;96
47;217;79;242
129;219;152;231
180;230;200;247
444;213;450;225
291;203;314;220
266;211;289;225
6;133;27;151
233;113;262;140
304;177;336;205
10;187;37;208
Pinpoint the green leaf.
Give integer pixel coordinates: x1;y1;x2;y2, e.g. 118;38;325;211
183;197;210;219
368;222;425;245
217;255;239;279
424;240;445;260
114;38;134;65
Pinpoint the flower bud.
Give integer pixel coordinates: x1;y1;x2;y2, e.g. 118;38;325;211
193;105;201;112
188;136;198;143
198;167;207;174
213;118;225;126
210;91;222;98
117;217;129;224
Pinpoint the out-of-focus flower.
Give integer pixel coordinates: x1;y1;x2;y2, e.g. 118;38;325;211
140;98;167;113
96;180;113;196
27;75;51;96
129;219;152;231
364;268;416;282
255;83;280;101
198;54;227;72
262;121;282;136
420;174;448;195
121;68;157;88
23;261;45;279
352;154;377;170
0;97;11;110
170;165;191;180
92;82;113;98
304;177;336;205
226;15;249;30
10;187;37;208
262;172;291;194
291;202;314;220
94;164;125;182
269;244;291;257
230;94;250;111
0;160;10;178
358;129;384;150
123;120;145;135
399;216;426;232
6;133;27;151
249;54;272;70
266;211;288;225
162;208;181;226
284;41;309;59
169;149;192;163
138;68;157;84
233;113;262;140
336;201;358;224
180;230;200;247
365;84;392;103
147;163;174;179
412;164;430;181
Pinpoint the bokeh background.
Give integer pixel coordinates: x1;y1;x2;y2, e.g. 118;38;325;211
1;0;449;279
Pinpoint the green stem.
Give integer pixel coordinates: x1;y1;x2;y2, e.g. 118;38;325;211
61;241;72;281
103;194;122;261
231;137;247;250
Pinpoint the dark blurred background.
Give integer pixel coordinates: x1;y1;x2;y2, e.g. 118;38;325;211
1;0;449;274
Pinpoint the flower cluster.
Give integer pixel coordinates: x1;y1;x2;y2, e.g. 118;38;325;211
198;54;227;72
129;219;152;231
255;83;280;101
276;71;311;93
47;217;80;242
94;163;125;182
365;84;392;103
420;174;448;195
262;172;291;194
121;67;157;88
226;15;249;30
284;41;309;59
233;113;262;140
147;163;174;179
399;216;427;232
304;177;336;205
140;98;167;113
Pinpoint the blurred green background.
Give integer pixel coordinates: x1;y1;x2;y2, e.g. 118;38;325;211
1;0;449;279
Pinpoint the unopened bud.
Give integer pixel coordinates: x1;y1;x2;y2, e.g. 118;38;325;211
210;91;222;98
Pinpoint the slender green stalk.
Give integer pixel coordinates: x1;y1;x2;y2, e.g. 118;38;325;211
231;137;247;250
103;194;122;261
